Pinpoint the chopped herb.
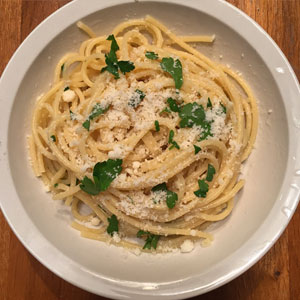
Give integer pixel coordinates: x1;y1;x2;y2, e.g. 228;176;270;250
206;164;216;182
82;120;90;131
50;135;56;142
194;179;209;198
207;97;212;108
145;51;158;60
64;86;70;91
80;159;123;195
220;103;227;114
167;97;180;112
101;34;135;78
179;102;206;128
198;122;213;141
169;141;180;150
152;182;167;193
82;103;109;131
194;145;201;154
137;230;160;250
61;64;64;73
118;60;135;74
107;214;119;236
128;89;145;108
168;129;180;150
168;130;175;143
70;110;75;120
151;182;178;209
160;107;171;115
166;190;178;208
154;120;160;132
54;183;58;188
160;57;183;89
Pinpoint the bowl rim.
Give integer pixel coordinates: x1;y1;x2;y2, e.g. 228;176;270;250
1;0;300;299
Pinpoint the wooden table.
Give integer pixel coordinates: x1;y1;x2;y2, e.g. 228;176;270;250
1;1;299;299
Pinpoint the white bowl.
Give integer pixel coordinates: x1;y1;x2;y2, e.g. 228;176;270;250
1;0;300;299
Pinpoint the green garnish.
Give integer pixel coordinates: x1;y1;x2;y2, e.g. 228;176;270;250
154;120;160;132
128;89;145;108
80;159;123;195
107;214;119;236
194;179;209;198
54;183;58;188
167;97;180;112
168;129;180;150
206;164;216;182
64;86;70;91
50;135;56;142
61;64;64;73
137;230;160;250
207;97;212;108
160;107;171;115
118;60;135;74
179;102;206;128
101;34;135;79
82;103;109;131
220;103;227;114
82;120;90;131
168;130;174;143
160;57;183;89
198;122;213;141
70;110;75;120
194;145;201;154
151;182;178;209
145;51;158;60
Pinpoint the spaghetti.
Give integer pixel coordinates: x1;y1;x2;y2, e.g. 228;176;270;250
28;16;258;253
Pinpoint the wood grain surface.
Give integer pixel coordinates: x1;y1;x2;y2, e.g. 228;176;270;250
0;0;299;299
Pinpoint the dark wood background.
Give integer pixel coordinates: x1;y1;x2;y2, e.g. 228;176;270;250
0;0;299;299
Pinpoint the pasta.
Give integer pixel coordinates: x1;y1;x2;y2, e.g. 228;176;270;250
28;16;258;253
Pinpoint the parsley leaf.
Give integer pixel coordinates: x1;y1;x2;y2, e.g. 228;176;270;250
64;86;70;91
168;129;180;150
166;190;178;208
61;64;64;73
154;120;160;132
169;141;180;150
167;97;180;112
70;110;76;121
220;103;227;114
101;35;135;78
194;145;201;154
168;130;175;143
54;183;58;188
50;135;56;142
160;57;183;89
82;120;90;131
198;122;213;141
207;97;212;108
80;159;123;195
80;176;101;195
206;164;216;182
179;102;206;128
194;179;209;198
118;60;135;74
128;89;145;108
160;107;171;115
137;230;160;250
107;214;119;236
93;159;123;191
145;51;158;60
82;103;109;131
151;182;178;209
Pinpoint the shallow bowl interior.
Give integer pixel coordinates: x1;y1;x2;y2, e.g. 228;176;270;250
2;0;299;299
